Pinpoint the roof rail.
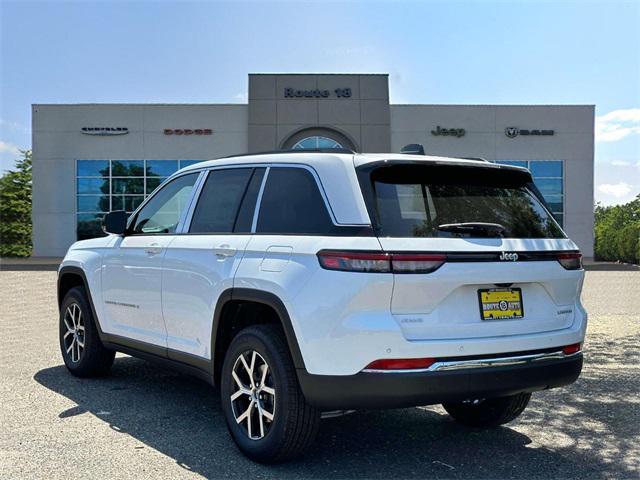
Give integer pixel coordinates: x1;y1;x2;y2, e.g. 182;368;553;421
222;147;355;159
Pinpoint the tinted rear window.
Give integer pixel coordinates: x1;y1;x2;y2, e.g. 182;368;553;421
363;164;565;239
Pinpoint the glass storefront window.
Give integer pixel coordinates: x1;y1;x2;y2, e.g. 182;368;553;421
112;195;145;212
530;160;562;178
112;178;144;195
77;213;106;241
111;160;144;176
179;160;204;169
494;160;564;226
146;177;167;193
76;178;109;195
147;160;179;177
75;159;206;240
77;195;110;213
77;160;109;177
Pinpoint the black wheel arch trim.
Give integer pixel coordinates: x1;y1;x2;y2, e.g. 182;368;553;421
211;288;307;374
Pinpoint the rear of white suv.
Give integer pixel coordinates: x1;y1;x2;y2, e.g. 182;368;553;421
292;158;585;415
57;151;585;464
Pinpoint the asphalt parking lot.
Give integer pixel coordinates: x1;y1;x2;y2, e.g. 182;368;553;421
1;270;638;479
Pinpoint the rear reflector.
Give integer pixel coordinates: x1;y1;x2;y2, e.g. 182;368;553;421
557;252;582;270
317;251;446;274
562;343;582;355
365;357;436;370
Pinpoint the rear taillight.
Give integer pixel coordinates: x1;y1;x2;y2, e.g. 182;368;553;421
364;357;436;370
317;251;391;273
317;251;446;274
390;253;446;273
557;252;583;270
562;343;582;355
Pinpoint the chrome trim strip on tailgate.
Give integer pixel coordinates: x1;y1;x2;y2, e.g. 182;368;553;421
363;350;580;374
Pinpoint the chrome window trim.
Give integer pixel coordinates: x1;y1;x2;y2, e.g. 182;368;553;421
251;167;270;233
362;350;580;374
177;170;208;234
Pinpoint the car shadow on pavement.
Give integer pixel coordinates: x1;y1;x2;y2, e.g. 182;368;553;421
34;356;618;479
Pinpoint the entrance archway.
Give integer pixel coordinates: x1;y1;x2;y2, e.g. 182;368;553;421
281;127;357;152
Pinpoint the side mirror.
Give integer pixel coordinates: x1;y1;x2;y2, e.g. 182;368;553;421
103;211;128;235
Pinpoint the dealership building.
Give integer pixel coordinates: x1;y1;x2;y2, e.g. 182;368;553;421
32;73;595;257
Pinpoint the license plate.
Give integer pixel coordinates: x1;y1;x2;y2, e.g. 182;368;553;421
478;288;524;320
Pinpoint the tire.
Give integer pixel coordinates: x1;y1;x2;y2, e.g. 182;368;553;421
220;324;320;463
59;286;115;377
442;392;531;428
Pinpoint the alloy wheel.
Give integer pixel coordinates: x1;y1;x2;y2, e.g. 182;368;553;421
63;303;85;363
230;350;276;440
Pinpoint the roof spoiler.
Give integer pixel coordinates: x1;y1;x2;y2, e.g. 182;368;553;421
458;157;489;163
400;144;425;155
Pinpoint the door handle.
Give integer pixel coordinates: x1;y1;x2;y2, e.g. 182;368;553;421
145;242;162;256
214;244;237;258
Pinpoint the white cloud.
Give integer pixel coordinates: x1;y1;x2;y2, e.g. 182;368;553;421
322;46;374;57
597;182;633;198
233;92;248;103
595;108;640;142
610;160;631;166
0;140;20;156
0;119;29;134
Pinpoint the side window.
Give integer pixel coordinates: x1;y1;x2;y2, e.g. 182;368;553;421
256;167;334;234
189;168;254;233
131;173;198;234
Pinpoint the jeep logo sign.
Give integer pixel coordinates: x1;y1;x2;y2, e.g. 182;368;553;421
431;126;466;138
499;252;519;261
505;127;554;138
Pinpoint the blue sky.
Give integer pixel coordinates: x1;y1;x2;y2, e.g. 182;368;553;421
1;0;638;205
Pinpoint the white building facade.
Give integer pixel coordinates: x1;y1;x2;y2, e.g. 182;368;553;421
32;73;594;257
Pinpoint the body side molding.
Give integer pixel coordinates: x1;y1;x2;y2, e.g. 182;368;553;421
58;265;215;384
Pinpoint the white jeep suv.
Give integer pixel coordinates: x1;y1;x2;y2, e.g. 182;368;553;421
58;150;586;462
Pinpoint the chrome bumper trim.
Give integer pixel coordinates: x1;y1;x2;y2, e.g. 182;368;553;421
362;350;580;374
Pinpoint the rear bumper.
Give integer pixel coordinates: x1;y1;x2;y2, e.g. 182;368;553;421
298;352;582;410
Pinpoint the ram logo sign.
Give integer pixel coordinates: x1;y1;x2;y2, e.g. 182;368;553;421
505;127;554;138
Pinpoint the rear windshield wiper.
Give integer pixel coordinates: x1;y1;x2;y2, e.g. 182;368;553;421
437;222;506;237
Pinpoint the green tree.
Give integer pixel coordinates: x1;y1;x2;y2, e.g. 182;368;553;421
594;194;640;264
0;149;32;257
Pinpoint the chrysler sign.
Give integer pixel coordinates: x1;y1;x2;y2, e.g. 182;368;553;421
81;127;129;136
